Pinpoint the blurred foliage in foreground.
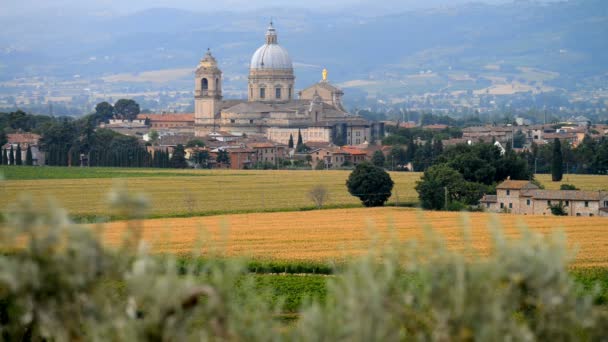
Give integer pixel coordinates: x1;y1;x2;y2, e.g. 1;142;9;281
1;189;608;341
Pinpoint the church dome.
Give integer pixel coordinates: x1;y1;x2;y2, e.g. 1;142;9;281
250;23;293;71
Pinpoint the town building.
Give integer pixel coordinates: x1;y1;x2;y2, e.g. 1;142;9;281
481;179;608;217
2;133;45;165
193;22;384;144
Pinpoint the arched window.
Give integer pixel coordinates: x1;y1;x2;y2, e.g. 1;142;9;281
201;78;208;90
215;78;219;91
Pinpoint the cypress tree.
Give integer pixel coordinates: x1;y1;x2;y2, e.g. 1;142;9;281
15;145;22;165
288;134;294;149
297;129;303;147
25;145;33;165
9;145;14;165
551;138;563;182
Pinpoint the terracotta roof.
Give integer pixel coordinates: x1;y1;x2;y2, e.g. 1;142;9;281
480;195;497;203
229;148;255;153
137;113;194;122
340;147;368;155
522;190;606;201
7;133;41;145
248;143;275;148
496;180;539;190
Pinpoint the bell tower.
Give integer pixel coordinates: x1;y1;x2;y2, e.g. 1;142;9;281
195;49;222;135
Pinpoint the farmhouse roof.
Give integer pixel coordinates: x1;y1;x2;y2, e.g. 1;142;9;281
496;180;539;190
522;190;606;201
7;133;41;145
480;195;497;203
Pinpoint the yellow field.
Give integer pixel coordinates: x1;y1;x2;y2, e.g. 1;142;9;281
1;170;607;217
0;170;419;216
101;207;608;268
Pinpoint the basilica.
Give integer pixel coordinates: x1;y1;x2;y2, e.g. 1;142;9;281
194;23;383;145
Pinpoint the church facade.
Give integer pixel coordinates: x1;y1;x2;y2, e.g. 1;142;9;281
194;23;383;145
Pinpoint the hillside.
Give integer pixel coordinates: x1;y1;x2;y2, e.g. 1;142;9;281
0;0;606;112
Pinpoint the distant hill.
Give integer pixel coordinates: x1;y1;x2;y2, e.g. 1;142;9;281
0;0;606;97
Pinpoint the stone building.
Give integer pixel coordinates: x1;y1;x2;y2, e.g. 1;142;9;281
193;22;383;144
481;179;608;217
2;133;45;165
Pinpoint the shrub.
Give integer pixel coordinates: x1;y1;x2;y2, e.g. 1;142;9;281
346;162;394;207
1;190;607;340
308;185;329;209
560;183;578;190
549;201;568;216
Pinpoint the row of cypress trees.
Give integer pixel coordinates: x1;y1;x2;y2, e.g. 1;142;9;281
0;145;34;165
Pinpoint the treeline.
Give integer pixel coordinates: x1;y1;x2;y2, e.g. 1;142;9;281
1;103;177;169
416;142;531;210
523;135;608;174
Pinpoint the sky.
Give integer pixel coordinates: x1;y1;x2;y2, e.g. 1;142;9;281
2;0;516;16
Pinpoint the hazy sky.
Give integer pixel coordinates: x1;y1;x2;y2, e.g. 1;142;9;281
3;0;515;16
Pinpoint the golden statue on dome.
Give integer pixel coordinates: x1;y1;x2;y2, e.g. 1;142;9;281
322;68;328;82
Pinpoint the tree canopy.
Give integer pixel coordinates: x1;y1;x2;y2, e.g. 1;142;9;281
346;162;394;207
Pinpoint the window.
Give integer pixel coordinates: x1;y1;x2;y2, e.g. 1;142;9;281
356;131;361;137
604;201;608;207
250;87;253;98
288;87;292;99
500;203;504;209
509;203;513;209
275;87;281;99
249;119;254;124
202;78;208;90
585;201;589;208
547;200;551;206
486;203;490;208
230;119;235;124
506;190;510;196
526;199;531;206
565;200;569;206
260;87;266;99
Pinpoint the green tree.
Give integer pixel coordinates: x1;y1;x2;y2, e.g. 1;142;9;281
288;133;294;149
25;145;33;165
346;162;394;207
194;150;210;168
1;148;6;165
297;129;303;146
415;164;464;210
560;184;578;190
549;201;568;216
216;149;230;166
94;101;114;123
114;99;140;121
149;130;160;146
9;145;14;165
170;144;188;168
552;138;563;182
371;150;385;168
15;144;22;165
0;130;6;146
186;139;205;148
513;130;527;148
